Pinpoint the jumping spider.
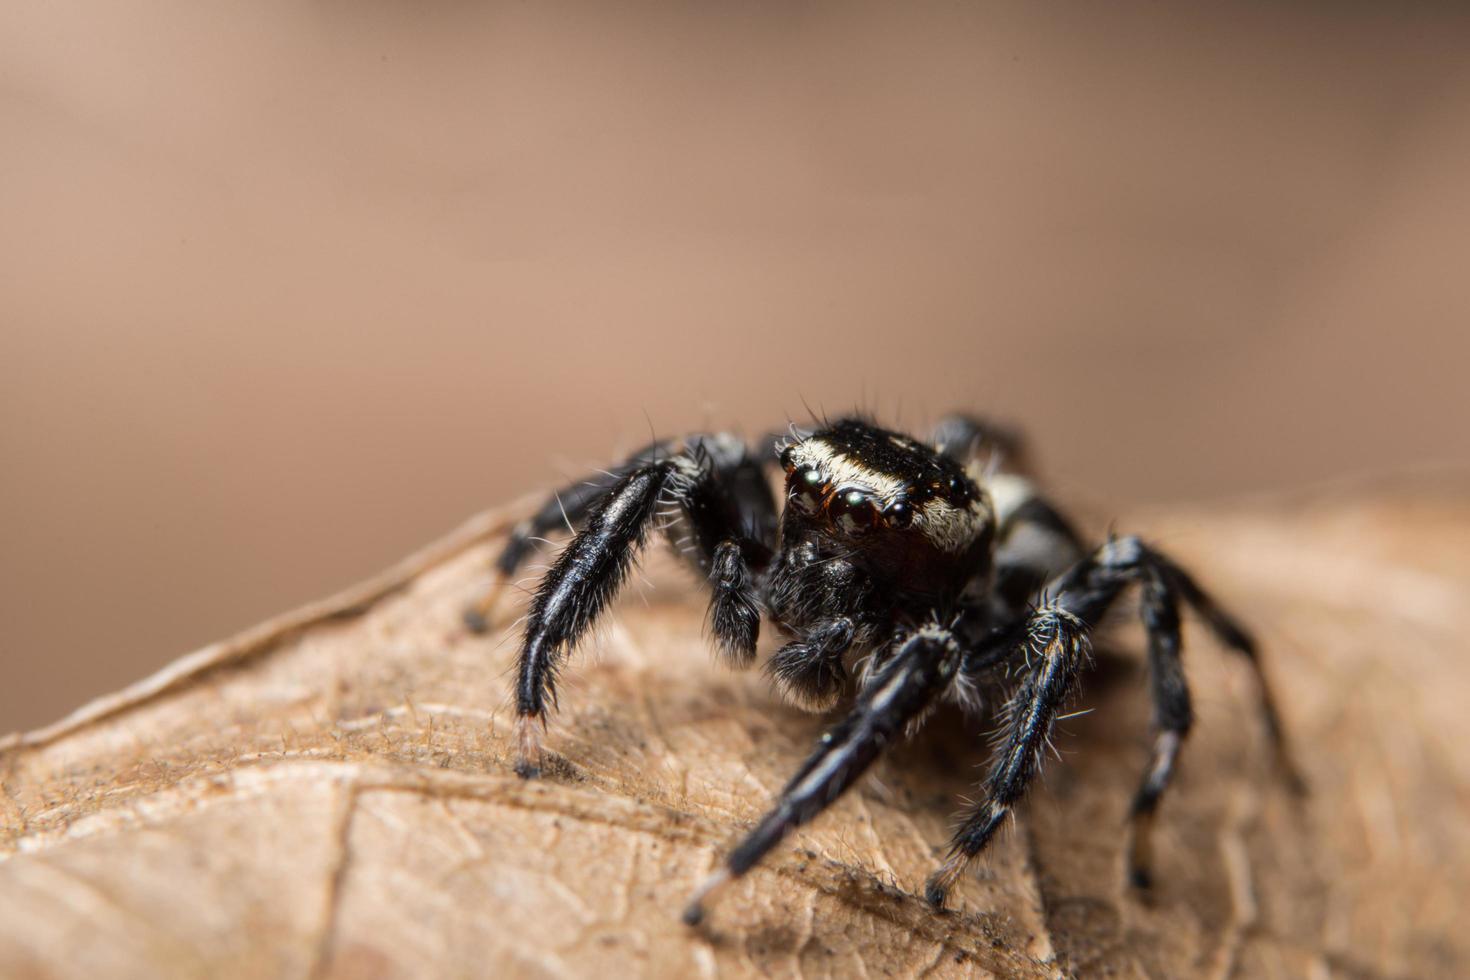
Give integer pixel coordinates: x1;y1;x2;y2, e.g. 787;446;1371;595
464;415;1297;922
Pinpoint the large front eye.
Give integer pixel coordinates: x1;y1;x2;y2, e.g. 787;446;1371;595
829;489;879;533
790;466;825;513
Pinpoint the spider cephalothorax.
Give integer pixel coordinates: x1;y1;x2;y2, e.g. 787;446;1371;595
777;419;995;602
463;414;1298;924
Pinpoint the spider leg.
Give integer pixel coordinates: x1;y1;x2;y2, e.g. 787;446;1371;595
1069;538;1301;791
1051;538;1251;890
513;435;777;776
925;605;1091;908
930;534;1296;905
686;433;782;557
684;624;963;925
514;461;675;776
988;480;1087;611
1127;567;1190;888
463;438;668;633
1148;549;1303;793
1051;536;1300;888
676;435;778;665
930;413;1029;473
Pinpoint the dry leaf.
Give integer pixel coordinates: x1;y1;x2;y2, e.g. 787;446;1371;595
2;482;1467;978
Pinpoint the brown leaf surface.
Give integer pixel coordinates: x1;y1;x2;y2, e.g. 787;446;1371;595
2;483;1467;979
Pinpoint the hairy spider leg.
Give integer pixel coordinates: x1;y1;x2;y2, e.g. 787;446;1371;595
930;413;1031;474
514;462;670;777
927;534;1289;907
924;606;1092;908
466;433;784;633
684;624;964;926
512;437;778;777
463;439;669;633
669;435;779;665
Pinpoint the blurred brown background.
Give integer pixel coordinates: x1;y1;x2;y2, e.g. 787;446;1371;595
2;2;1466;734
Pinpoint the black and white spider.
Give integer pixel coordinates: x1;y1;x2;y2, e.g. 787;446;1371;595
464;415;1297;923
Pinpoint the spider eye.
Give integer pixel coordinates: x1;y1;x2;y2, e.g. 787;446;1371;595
790;466;825;513
779;446;796;472
946;475;972;506
882;499;913;529
829;489;878;534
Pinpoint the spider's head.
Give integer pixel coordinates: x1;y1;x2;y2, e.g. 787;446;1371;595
779;419;994;594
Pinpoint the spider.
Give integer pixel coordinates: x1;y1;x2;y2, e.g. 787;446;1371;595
464;414;1298;923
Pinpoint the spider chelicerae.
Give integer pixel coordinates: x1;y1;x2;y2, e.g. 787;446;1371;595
463;414;1298;923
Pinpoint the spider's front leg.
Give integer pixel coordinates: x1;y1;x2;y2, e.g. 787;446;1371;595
684;623;963;925
924;606;1092;907
512;462;671;776
512;437;776;777
463;439;668;633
